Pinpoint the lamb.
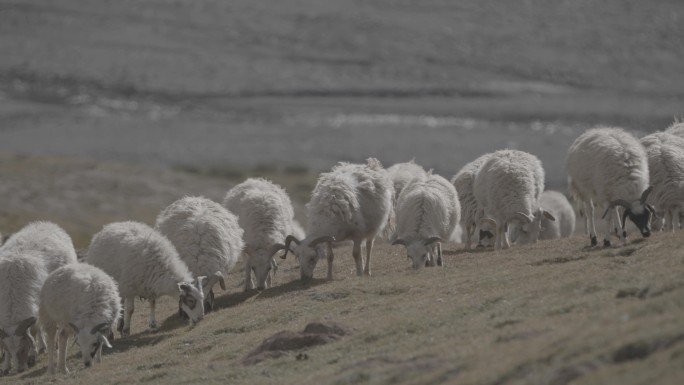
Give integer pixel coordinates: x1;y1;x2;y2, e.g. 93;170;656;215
451;153;495;249
474;150;555;249
85;221;205;337
567;127;653;247
386;160;428;201
391;172;460;269
39;263;121;375
281;158;394;282
640;132;684;231
514;190;576;242
0;221;77;374
156;196;243;310
223;179;298;291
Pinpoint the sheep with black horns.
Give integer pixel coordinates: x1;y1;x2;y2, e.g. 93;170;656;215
223;178;298;291
387;160;428;201
0;221;77;374
567;127;653;247
40;263;120;375
392;172;460;269
640;132;684;232
451;153;495;249
85;222;205;337
474;150;555;250
156;196;243;311
281;158;394;282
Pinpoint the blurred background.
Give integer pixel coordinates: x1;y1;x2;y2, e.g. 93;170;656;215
1;0;682;246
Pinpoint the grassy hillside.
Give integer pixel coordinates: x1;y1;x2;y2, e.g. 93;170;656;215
4;230;684;385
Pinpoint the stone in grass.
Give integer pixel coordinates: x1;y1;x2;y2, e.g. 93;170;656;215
243;322;351;365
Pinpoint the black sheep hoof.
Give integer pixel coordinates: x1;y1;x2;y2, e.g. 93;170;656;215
603;239;611;247
590;235;598;246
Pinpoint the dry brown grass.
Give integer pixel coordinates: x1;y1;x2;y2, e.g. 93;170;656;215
4;230;684;385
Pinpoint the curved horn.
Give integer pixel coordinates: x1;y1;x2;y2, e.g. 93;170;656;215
16;317;37;336
310;236;336;247
514;212;534;224
480;217;497;230
646;203;657;219
280;235;301;260
640;185;653;204
423;236;443;246
392;238;406;246
542;210;556;221
268;243;288;258
91;322;111;335
602;199;631;219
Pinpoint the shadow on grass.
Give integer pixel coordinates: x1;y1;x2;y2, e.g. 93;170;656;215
19;366;48;380
256;277;327;299
443;246;492;256
111;333;171;353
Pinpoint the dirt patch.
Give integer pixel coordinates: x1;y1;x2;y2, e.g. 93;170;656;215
243;321;351;365
531;255;587;266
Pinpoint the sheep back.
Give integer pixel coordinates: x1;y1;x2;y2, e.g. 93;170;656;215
0;252;47;329
1;221;77;272
85;221;192;299
387;160;428;200
396;173;460;241
640;132;684;214
156;197;243;279
567;127;649;204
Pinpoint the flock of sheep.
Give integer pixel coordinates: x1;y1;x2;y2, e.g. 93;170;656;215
1;122;683;377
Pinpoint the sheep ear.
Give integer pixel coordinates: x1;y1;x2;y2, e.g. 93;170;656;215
514;212;534;224
542;210;556;221
640;185;653;203
16;317;37;336
98;334;112;349
208;271;225;291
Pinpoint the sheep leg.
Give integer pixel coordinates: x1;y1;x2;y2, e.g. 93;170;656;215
326;242;334;280
602;206;615;247
1;344;11;374
465;223;473;250
244;259;253;291
34;324;46;354
364;237;374;276
122;297;134;338
672;208;681;232
614;207;627;244
585;200;598;246
57;328;69;374
44;324;57;375
352;240;363;276
95;343;103;363
500;222;510;249
148;299;158;332
436;242;443;266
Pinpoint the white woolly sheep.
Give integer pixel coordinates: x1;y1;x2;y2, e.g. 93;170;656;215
474;150;555;249
451;153;495;249
386;160;428;201
665;121;684;139
0;221;77;374
156;196;243;310
85;221;205;337
640;132;684;231
514;190;576;242
0;253;47;375
39;263;121;375
567;127;653;247
223;179;298;291
281;158;394;282
391;172;460;269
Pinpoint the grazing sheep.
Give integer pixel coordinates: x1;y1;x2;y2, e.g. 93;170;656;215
0;253;46;375
85;222;205;337
567;127;653;246
281;158;394;282
640;132;684;231
223;179;297;291
392;172;460;269
474;150;555;249
156;196;243;310
39;263;120;375
0;221;77;374
451;153;495;249
387;160;428;201
665;121;684;139
513;190;576;242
